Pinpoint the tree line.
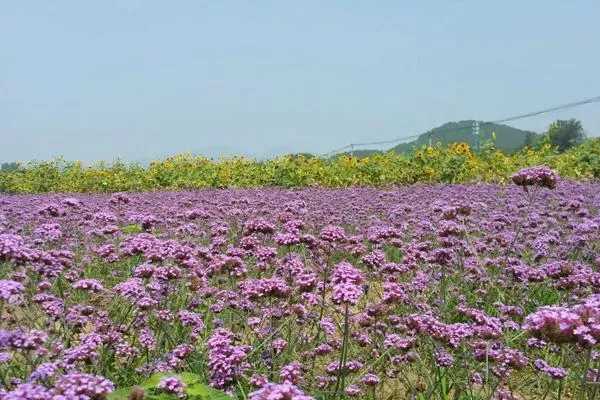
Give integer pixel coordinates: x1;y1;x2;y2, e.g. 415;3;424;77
524;118;586;151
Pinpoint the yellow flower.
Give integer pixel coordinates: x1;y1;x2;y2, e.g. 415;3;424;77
527;150;533;156
426;147;433;154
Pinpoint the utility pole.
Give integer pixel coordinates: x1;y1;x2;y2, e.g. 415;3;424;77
472;121;480;152
428;131;433;147
350;143;354;158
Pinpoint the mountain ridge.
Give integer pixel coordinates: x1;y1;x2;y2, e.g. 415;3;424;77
335;120;536;158
389;120;536;154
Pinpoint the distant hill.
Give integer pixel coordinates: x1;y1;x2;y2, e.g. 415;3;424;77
389;120;536;154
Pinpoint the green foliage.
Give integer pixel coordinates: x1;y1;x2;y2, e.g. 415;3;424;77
0;162;19;172
287;152;315;159
338;149;382;159
546;118;586;151
0;139;598;193
183;385;232;400
122;224;143;235
107;387;137;400
108;372;231;400
523;131;540;148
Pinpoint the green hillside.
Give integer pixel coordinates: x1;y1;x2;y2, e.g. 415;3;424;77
389;120;536;154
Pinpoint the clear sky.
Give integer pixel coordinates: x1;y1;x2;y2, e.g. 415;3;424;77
1;1;599;163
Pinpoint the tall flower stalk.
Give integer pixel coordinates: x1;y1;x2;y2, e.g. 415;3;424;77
329;261;364;397
505;166;559;259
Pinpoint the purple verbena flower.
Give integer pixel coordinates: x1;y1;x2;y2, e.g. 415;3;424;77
249;382;315;400
157;376;186;397
330;262;365;306
511;166;558;190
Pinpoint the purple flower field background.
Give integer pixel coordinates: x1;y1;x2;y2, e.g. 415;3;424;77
1;172;600;399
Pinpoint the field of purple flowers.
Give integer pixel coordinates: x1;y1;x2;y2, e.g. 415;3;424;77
1;167;599;399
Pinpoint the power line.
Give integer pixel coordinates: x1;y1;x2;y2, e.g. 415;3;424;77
318;95;600;158
352;134;422;147
317;135;420;157
440;95;600;135
318;144;352;158
493;96;600;124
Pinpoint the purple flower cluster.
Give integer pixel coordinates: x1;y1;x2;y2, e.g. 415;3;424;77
523;294;600;347
0;280;24;302
511;165;559;189
207;328;251;389
533;359;568;379
330;261;365;305
244;218;276;235
249;382;315;400
52;373;115;398
157;375;186;396
238;278;292;299
72;279;105;292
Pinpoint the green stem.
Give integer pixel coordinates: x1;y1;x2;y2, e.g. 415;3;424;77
591;356;600;400
579;347;592;400
333;302;350;398
504;183;539;262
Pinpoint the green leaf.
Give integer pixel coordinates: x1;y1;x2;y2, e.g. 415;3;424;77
141;373;171;389
184;385;205;397
178;372;202;385
146;394;176;400
203;386;232;400
108;387;134;400
122;223;142;234
185;383;231;400
141;372;203;389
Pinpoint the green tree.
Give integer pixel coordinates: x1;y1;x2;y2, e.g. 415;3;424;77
288;153;314;159
523;131;540;148
1;162;19;172
546;119;586;151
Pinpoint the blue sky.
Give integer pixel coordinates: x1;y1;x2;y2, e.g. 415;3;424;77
1;1;599;162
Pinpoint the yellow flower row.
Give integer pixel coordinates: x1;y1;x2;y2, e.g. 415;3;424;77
1;139;598;193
